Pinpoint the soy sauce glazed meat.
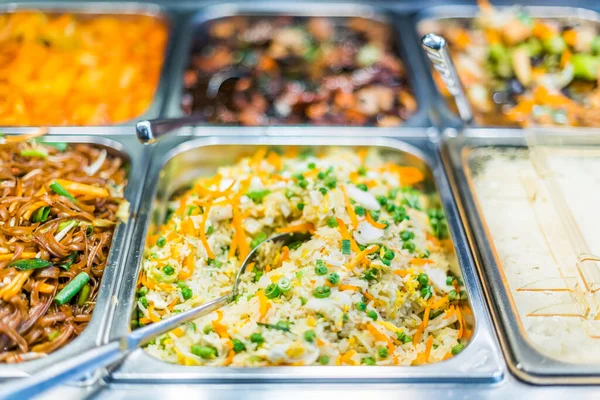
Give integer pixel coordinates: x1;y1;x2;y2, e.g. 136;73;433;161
421;0;600;126
181;16;417;126
0;131;128;363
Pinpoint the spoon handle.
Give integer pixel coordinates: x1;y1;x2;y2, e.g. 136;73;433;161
421;33;473;124
125;293;232;348
136;116;206;144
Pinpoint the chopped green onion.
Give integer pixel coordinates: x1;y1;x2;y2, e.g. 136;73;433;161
250;232;268;249
247;190;271;204
265;283;282;299
54;272;90;305
315;261;328;276
207;225;215;235
285;189;295;199
191;345;218;359
253;270;264;283
313;285;331;299
49;181;75;201
20;148;48;159
327;272;340;284
277;277;292;293
77;284;91;306
31;206;51;223
59;251;78;270
289;241;302;250
451;343;465;355
48;330;60;341
257;321;291;332
43;141;68;151
8;258;52;271
341;239;351;255
57;220;79;232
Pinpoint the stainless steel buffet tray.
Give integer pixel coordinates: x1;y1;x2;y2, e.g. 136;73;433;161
0;1;181;126
441;127;600;384
162;1;431;127
414;5;600;129
0;127;147;378
107;129;503;383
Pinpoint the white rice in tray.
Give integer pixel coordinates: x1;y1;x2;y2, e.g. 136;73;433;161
136;147;470;366
469;147;600;364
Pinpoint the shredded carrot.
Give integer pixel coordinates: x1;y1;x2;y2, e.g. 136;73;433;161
171;327;185;338
362;291;375;302
167;298;179;310
413;304;431;345
423;335;434;362
53;179;109;198
158;283;175;292
338;284;361;292
409;258;434;266
456;305;464;339
454;29;471;50
560;50;572;69
38;283;55;294
336;218;360;253
484;28;500;45
367;323;395;353
266;151;282;171
223;349;235;366
303;168;320;178
147;303;161;323
340;350;356;365
426;233;441;248
365;212;386;229
349;171;360;183
251;147;268;169
246;262;255;273
4;128;48;143
357;148;368;163
178;251;195;280
277;223;315;234
256;289;270;321
141;273;156;290
563;29;577;47
477;0;492;11
198;204;214;259
443;351;453;360
383;164;424;186
212;311;230;339
0;270;32;301
348;245;378;269
340;186;359;228
0;252;37;261
281;246;289;263
139;317;152;325
532;22;554;40
265;264;271;273
444;305;456;320
393;270;411;277
431;296;449;310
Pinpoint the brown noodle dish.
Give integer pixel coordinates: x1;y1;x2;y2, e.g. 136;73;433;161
181;16;417;126
0;130;128;363
0;12;167;126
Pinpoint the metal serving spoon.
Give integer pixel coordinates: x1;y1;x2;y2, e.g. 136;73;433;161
136;69;246;145
421;33;474;124
0;232;310;400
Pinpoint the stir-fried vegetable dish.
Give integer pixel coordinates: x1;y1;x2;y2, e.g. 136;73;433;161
0;12;167;126
138;147;470;366
421;0;600;126
181;16;417;126
0;131;128;363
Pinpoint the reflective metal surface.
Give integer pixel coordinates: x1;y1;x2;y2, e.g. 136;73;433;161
0;127;147;379
441;127;600;384
162;1;431;127
107;130;502;383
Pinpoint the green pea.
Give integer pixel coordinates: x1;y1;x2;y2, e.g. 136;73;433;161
181;287;193;300
297;203;305;211
137;287;148;297
386;203;396;212
318;355;330;365
308;162;316;170
357;166;367;176
319;187;328;195
376;195;387;206
383;249;395;260
367;310;378;320
400;230;414;241
357;183;368;191
156;236;167;248
250;333;265;344
139;296;149;308
298;180;309;189
324;177;337;189
163;265;175;276
543;35;567;55
250;232;268;249
417;273;429;286
317;171;326;180
402;242;415;252
304;330;316;343
327;217;338;228
232;339;246;353
362;357;376;366
191;345;218;359
354;206;365;217
378;347;389;359
356;301;367;311
285;189;295;199
448;290;458;302
203;324;214;334
420;286;432;299
446;276;455;286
